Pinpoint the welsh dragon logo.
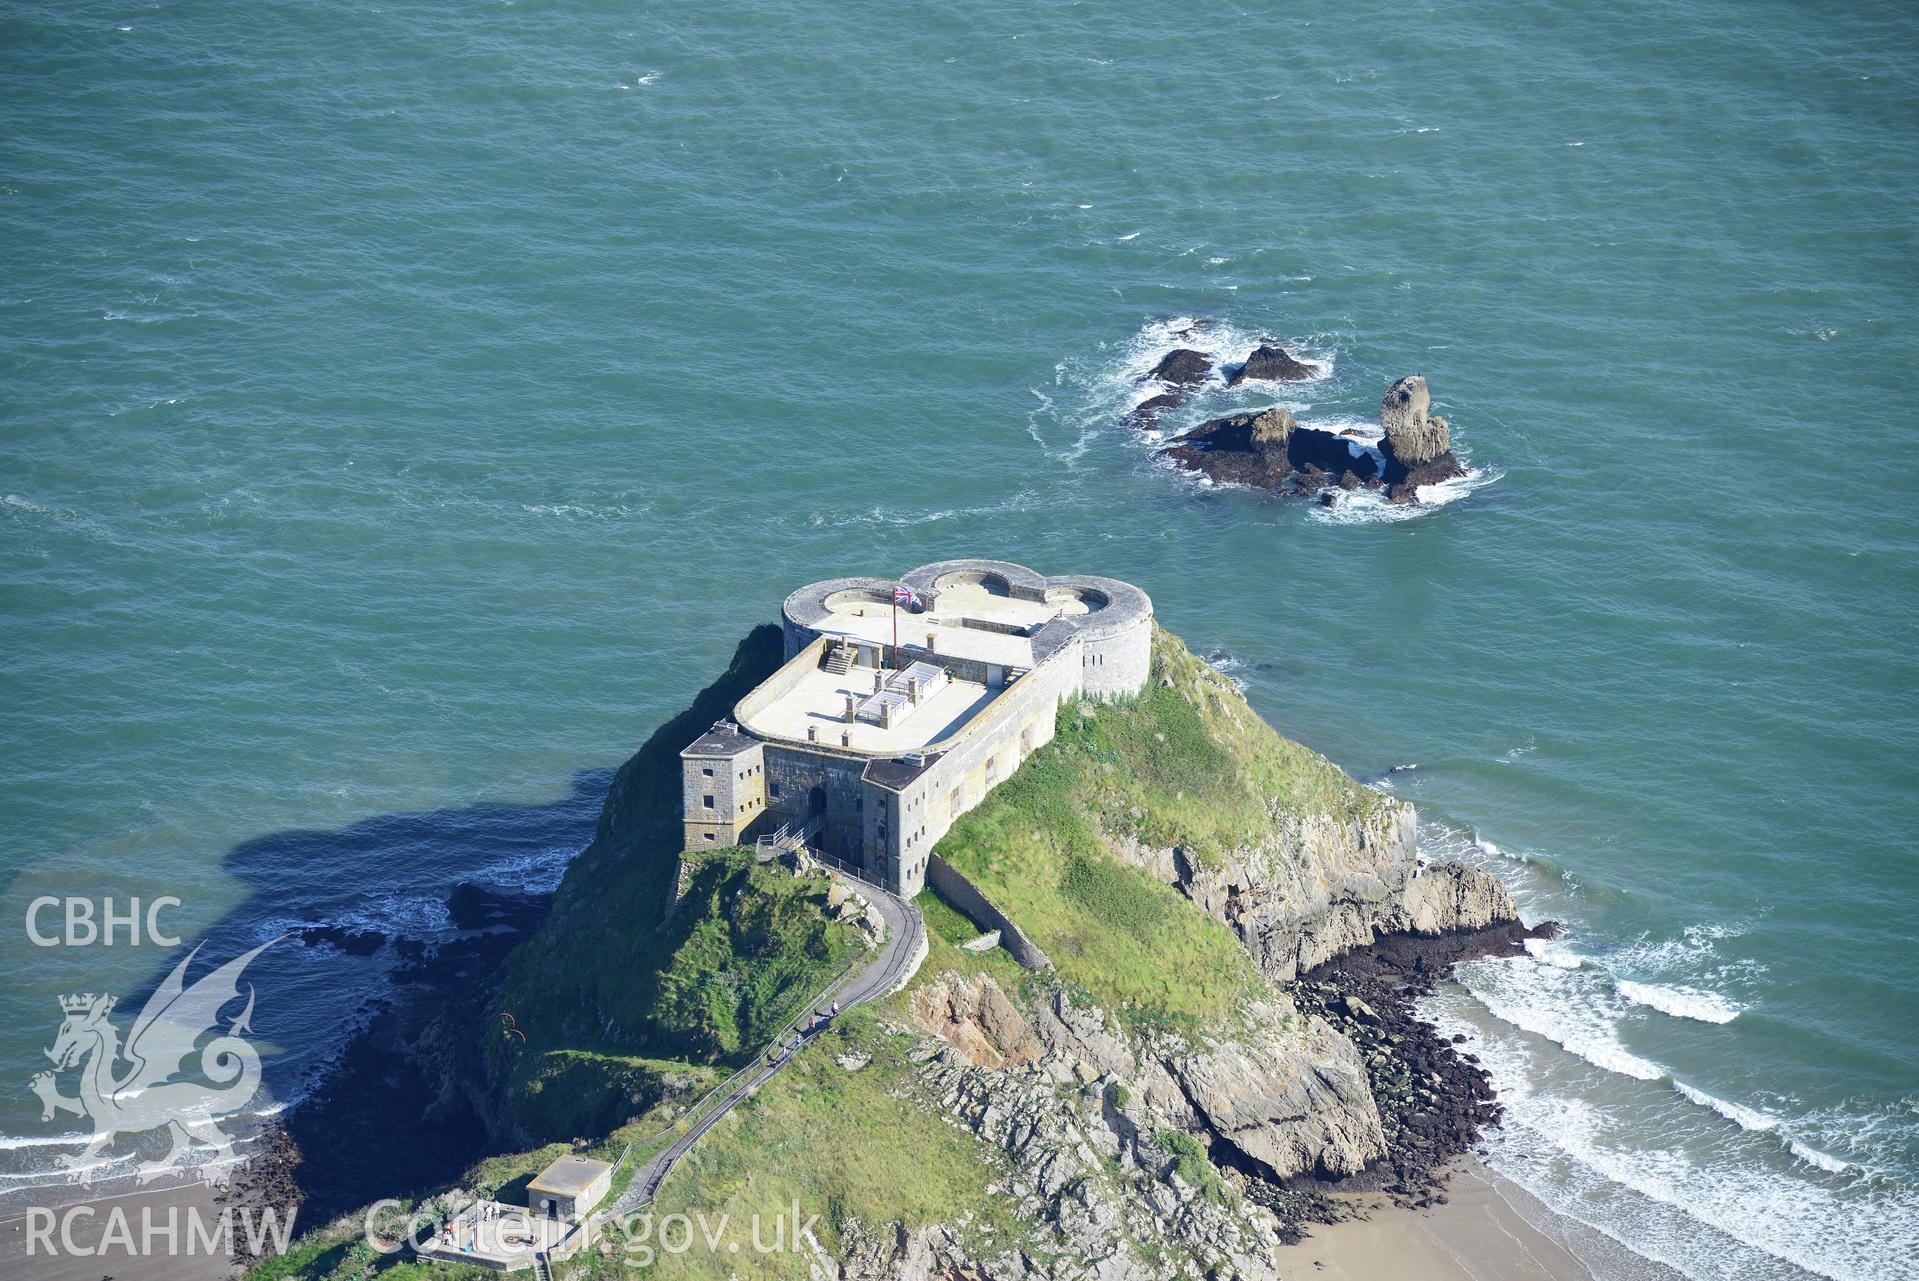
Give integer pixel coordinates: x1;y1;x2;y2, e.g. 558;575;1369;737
30;939;276;1185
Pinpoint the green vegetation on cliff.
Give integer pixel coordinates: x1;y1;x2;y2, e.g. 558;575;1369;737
639;848;863;1061
484;627;863;1141
610;1013;1024;1280
493;626;783;1051
933;627;1377;1028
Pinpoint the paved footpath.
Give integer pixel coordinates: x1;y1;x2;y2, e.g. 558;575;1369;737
610;870;924;1215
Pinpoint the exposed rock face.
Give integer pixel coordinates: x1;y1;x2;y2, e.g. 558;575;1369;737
1380;375;1443;461
1400;859;1521;937
856;977;1376;1281
1159;409;1295;490
1379;375;1466;500
913;972;1042;1069
1110;801;1519;984
1227;343;1319;386
1145;348;1212;386
1166;1005;1385;1179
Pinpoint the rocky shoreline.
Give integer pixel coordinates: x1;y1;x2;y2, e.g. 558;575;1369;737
1290;916;1554;1208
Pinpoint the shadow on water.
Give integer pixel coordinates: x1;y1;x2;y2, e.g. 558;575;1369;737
16;626;786;1229
18;769;617;1225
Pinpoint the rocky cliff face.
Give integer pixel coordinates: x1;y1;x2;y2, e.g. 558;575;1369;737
813;972;1376;1281
1112;801;1517;984
818;792;1519;1281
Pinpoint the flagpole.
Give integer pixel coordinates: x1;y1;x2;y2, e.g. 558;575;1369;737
891;592;899;673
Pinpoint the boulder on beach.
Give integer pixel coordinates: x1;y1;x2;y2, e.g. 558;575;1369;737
1145;348;1212;386
1227;342;1318;386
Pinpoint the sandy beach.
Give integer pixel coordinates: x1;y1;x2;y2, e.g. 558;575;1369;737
0;1175;267;1281
1278;1159;1678;1281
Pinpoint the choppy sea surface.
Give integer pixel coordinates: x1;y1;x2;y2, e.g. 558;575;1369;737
3;1;1916;1274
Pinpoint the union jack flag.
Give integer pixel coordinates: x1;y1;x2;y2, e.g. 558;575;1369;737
893;583;922;609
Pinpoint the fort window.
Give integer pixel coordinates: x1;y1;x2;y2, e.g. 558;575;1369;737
769;781;781;797
702;794;715;810
702;833;715;842
702;767;714;777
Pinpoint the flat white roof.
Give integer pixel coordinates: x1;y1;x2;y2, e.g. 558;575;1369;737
819;606;1040;669
528;1155;612;1196
739;663;999;752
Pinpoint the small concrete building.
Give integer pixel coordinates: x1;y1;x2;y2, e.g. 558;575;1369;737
681;559;1153;896
527;1155;613;1222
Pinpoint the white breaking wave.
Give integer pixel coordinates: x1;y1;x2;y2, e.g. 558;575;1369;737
1426;988;1919;1281
1524;936;1586;970
1787;1140;1851;1174
1618;979;1743;1024
1457;953;1667;1081
1309;463;1503;525
1675;1080;1779;1132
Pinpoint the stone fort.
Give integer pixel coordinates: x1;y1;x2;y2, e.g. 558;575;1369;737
680;559;1153;896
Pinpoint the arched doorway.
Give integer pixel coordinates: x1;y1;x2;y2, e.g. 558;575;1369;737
808;786;827;817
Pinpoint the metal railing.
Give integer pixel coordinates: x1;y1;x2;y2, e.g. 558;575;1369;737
754;813;823;854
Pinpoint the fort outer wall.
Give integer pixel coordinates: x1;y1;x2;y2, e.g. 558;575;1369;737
690;559;1152;896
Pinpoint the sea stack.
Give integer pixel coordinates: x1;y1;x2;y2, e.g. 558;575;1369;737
1379;375;1465;502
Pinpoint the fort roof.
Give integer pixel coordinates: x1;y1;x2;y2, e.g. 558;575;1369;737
527;1155;612;1197
682;721;758;758
738;662;998;754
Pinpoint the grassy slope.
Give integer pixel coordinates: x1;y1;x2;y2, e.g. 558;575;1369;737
933;626;1376;1029
563;1011;1028;1281
493;625;784;1060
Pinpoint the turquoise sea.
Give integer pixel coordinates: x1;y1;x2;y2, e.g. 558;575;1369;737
3;1;1916;1275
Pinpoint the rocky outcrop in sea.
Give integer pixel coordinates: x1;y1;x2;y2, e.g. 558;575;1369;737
1155;373;1472;507
1128;340;1321;428
1378;374;1466;501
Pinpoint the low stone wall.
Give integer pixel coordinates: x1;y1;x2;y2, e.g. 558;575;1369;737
926;854;1052;971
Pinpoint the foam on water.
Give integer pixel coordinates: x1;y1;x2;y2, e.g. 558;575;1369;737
1035;314;1337;463
1525;935;1588;969
1617;980;1743;1025
1309;462;1503;524
1675;1080;1780;1132
1457;952;1668;1081
1427;984;1919;1281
